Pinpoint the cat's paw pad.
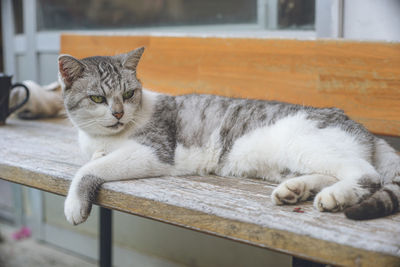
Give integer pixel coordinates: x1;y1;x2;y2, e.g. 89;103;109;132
64;194;91;225
314;188;346;212
272;179;307;205
91;150;106;161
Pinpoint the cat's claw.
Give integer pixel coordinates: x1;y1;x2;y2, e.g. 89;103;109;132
272;179;308;205
64;194;91;225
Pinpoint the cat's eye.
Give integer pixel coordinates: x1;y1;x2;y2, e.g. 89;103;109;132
122;90;134;100
89;95;106;104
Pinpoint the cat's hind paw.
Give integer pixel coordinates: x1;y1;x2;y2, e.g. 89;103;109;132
314;184;359;212
272;179;308;205
64;194;92;225
314;189;345;212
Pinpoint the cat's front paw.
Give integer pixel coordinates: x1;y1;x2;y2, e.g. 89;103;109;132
64;193;92;225
272;179;308;205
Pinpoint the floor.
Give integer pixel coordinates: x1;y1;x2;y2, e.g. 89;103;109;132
0;223;96;267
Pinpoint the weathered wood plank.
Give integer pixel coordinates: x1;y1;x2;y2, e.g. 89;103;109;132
0;119;399;266
60;34;400;136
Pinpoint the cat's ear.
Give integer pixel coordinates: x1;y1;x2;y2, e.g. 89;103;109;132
58;55;85;89
122;47;145;71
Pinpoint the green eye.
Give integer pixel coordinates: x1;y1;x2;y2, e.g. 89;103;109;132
89;95;106;103
122;90;134;100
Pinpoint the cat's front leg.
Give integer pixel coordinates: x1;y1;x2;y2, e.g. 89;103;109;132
64;141;172;225
64;173;103;225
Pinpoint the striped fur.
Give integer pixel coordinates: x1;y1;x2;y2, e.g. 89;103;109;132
345;138;400;220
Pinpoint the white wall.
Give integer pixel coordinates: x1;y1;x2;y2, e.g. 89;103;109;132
343;0;400;41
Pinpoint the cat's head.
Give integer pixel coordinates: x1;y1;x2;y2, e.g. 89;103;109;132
58;47;145;136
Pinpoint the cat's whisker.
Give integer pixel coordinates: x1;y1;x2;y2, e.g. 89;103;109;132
74;120;98;130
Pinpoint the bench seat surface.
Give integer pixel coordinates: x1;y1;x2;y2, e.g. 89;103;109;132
0;118;399;266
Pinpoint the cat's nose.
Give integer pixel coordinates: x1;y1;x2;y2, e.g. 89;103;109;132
112;111;124;120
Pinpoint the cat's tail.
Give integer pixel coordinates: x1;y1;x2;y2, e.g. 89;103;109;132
345;138;400;220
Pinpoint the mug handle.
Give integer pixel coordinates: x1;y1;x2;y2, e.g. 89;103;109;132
8;83;30;116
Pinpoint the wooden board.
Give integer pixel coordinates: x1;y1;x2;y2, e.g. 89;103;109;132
0;118;399;266
60;34;400;136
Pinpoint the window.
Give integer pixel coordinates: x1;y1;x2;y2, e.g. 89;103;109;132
37;0;315;31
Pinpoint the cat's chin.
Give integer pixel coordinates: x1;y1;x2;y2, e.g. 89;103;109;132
103;123;127;135
106;121;124;130
78;123;128;137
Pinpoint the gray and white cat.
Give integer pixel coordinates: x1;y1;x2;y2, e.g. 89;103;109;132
57;47;400;225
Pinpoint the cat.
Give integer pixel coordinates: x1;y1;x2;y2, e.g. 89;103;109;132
56;47;400;225
10;80;64;119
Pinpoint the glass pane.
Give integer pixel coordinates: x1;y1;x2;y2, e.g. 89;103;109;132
37;0;315;31
14;0;24;34
37;0;257;31
278;0;315;29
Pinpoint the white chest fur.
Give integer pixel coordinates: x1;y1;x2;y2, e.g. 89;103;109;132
78;130;130;159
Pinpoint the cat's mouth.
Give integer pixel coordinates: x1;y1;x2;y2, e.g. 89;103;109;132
106;122;124;129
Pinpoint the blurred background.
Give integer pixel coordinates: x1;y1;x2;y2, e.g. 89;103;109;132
0;0;399;266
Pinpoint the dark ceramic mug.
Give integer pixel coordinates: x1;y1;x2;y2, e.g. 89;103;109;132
0;74;29;125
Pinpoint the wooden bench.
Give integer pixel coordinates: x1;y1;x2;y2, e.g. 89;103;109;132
0;34;399;267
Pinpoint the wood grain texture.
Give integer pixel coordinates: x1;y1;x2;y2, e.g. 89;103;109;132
60;34;400;136
0;119;399;266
